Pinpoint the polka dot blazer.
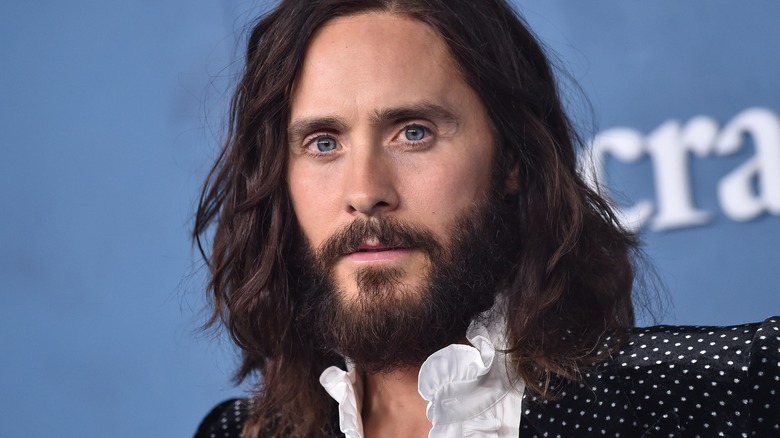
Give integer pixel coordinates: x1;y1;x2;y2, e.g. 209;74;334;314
195;317;780;437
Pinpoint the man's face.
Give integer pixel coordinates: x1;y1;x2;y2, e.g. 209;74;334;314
287;13;497;299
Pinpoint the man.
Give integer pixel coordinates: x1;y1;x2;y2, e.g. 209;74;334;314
194;1;779;437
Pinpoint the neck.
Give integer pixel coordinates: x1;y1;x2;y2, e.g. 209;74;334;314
361;366;431;438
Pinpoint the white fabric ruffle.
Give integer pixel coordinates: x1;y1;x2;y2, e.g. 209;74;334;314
418;325;525;437
319;321;524;437
319;365;364;438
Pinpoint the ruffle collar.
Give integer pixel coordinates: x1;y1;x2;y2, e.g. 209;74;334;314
418;324;524;437
319;321;524;437
319;364;364;438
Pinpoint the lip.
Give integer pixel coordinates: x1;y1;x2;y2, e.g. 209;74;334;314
344;247;412;263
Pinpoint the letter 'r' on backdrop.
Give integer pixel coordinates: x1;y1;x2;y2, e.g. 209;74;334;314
529;3;780;323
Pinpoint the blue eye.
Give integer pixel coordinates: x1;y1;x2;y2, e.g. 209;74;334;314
316;137;337;152
404;125;427;141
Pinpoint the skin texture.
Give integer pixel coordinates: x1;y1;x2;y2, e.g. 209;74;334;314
286;13;499;437
287;13;496;301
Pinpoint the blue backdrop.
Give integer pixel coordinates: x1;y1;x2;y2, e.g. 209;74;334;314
1;1;778;436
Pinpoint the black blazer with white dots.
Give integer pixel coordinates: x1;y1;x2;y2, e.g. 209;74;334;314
195;317;780;437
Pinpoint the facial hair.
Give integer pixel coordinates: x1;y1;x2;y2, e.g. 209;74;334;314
292;191;517;374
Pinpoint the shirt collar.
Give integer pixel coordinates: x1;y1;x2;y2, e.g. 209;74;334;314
318;320;525;437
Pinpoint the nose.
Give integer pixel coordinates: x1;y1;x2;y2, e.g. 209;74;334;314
343;145;399;217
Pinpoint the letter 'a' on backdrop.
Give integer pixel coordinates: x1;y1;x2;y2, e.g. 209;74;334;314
511;1;780;326
584;107;780;231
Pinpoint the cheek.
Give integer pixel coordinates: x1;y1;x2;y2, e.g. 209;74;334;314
287;164;332;244
404;153;493;220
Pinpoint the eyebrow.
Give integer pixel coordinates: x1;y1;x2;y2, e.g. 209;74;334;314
287;116;350;145
287;102;460;144
369;102;459;127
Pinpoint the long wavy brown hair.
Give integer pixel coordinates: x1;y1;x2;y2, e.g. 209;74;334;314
194;0;639;436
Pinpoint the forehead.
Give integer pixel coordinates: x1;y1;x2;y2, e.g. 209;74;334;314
303;12;452;69
290;13;470;121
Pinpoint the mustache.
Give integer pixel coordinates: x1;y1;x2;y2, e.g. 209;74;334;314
316;217;441;267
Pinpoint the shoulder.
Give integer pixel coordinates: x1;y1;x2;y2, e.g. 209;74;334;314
518;317;780;437
194;399;250;438
613;316;780;433
615;316;779;386
621;317;765;364
619;316;779;367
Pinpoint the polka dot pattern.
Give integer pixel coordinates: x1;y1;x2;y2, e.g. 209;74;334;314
194;317;780;437
520;317;780;437
194;399;248;438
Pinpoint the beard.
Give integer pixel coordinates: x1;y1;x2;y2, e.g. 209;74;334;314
292;190;518;374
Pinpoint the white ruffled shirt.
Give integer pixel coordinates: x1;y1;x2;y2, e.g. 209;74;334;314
318;324;525;437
